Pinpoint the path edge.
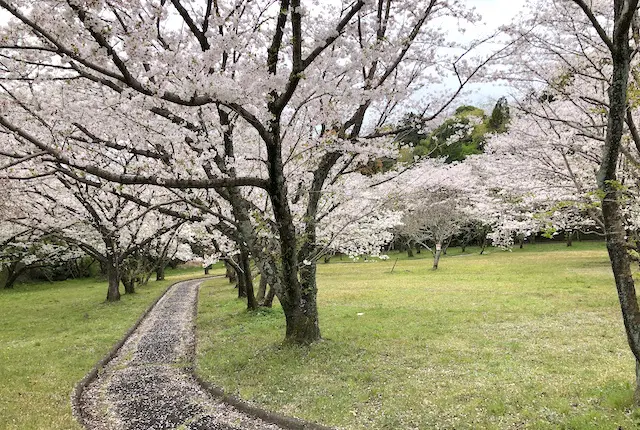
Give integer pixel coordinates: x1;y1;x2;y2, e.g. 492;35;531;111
193;375;336;430
70;275;216;429
192;283;336;430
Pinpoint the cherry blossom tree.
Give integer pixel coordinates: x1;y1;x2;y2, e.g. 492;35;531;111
498;0;640;401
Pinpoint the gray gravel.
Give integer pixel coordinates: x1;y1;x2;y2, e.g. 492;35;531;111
79;279;283;430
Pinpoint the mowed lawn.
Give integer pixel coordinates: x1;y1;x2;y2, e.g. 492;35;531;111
197;242;640;429
0;266;213;430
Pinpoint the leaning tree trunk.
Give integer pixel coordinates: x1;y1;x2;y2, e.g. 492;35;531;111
591;0;640;405
3;262;19;289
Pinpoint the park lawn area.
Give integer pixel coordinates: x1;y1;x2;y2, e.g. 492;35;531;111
0;265;219;430
196;241;640;430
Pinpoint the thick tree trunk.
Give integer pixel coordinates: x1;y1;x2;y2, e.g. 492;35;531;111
204;265;210;275
156;265;165;281
106;261;120;302
122;275;135;294
566;230;573;247
480;235;487;255
519;236;524;249
283;262;321;343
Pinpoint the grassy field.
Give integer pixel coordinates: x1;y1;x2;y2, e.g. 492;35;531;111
0;266;214;430
196;242;640;429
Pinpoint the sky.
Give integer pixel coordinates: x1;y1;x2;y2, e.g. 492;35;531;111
453;0;528;108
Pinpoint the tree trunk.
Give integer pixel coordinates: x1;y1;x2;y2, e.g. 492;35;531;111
3;263;18;289
122;275;135;294
237;268;246;297
566;230;573;247
323;256;331;264
519;236;524;249
256;275;268;302
262;284;276;308
204;265;210;275
106;260;120;302
593;0;640;405
156;265;165;281
282;262;321;343
239;249;257;310
433;244;442;270
225;261;236;283
407;242;414;258
480;235;487;255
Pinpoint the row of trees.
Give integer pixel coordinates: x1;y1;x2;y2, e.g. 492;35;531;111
0;0;517;344
1;0;640;402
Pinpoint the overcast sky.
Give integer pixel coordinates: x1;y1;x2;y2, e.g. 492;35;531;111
455;0;528;108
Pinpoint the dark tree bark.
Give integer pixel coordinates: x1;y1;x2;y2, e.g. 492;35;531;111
106;258;120;302
239;249;257;310
3;262;21;289
121;274;135;294
480;235;488;255
156;265;165;281
225;261;236;283
566;230;573;247
237;269;246;297
256;275;268;302
262;284;276;308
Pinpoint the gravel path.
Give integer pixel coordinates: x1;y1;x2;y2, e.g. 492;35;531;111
79;279;283;430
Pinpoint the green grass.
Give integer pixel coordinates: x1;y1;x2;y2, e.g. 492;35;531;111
0;265;219;430
196;242;640;429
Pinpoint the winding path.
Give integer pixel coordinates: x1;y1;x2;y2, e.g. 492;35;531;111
78;279;283;430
